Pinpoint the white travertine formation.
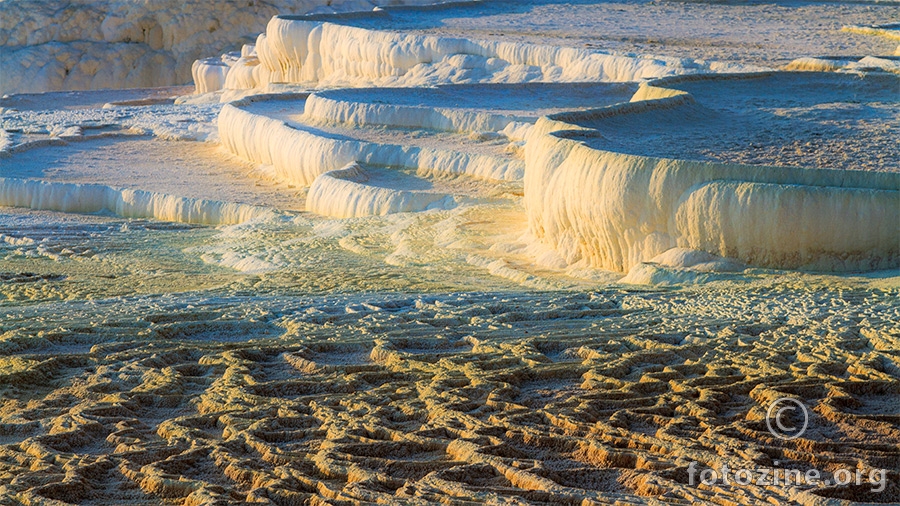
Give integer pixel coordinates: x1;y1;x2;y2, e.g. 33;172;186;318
0;177;273;225
307;163;454;218
218;94;524;187
524;74;900;273
222;45;262;92
785;55;900;74
191;54;238;94
195;16;741;94
303;91;517;134
841;23;900;41
215;65;897;273
0;0;452;95
5;4;894;274
4;2;900;503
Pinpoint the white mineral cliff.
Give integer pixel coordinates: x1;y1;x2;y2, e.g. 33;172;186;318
0;0;452;95
218;94;524;187
303;91;518;134
307;163;454;218
4;6;895;275
205;27;897;273
194;16;742;94
524;74;899;273
0;178;273;225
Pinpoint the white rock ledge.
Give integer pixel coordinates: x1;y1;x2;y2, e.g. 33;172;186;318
525;72;900;273
0;0;461;95
195;16;745;94
218;93;524;187
307;163;454;218
0;178;274;226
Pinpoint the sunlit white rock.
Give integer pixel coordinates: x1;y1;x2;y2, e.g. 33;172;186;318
0;0;454;95
307;163;454;218
524;74;900;273
195;17;745;94
218;94;523;187
0;178;274;225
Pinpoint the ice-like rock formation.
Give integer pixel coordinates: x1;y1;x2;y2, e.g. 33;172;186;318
842;23;900;41
307;163;454;218
0;178;273;225
524;73;900;273
217;65;897;273
218;94;524;187
192;56;236;95
0;0;452;95
304;91;516;134
785;55;900;74
619;248;748;285
195;16;742;94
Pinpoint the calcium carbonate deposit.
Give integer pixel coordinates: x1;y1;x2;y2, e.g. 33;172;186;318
1;1;899;505
0;0;453;95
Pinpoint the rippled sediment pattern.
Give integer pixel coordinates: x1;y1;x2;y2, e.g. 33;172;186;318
1;284;898;505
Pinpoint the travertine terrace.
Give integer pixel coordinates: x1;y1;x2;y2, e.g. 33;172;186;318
1;1;898;505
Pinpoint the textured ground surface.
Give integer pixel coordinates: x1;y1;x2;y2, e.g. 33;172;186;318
1;282;899;505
